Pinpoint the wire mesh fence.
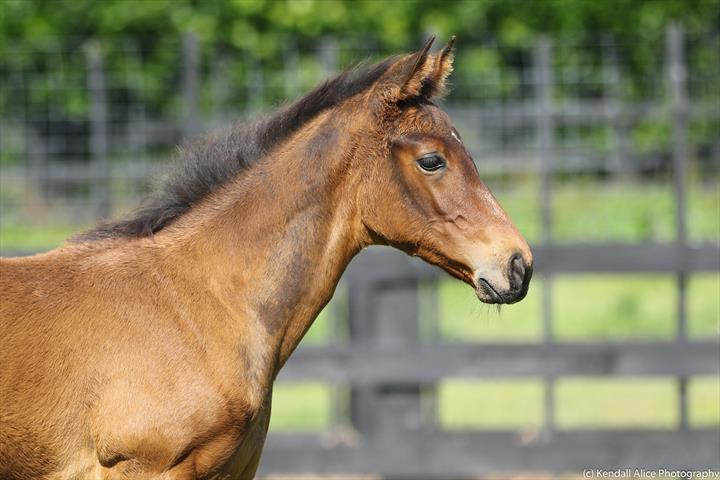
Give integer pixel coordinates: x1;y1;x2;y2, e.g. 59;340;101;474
1;26;719;476
1;27;718;232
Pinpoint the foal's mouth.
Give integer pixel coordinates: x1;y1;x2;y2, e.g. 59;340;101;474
474;271;532;305
408;244;531;305
476;278;504;304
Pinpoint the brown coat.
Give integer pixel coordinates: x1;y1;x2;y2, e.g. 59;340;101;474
0;38;531;479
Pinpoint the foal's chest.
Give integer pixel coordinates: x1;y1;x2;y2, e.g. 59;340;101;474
200;400;272;480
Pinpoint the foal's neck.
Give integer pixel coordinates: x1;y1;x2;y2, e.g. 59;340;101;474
160;114;363;385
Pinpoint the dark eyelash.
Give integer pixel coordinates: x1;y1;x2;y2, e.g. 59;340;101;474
417;154;445;172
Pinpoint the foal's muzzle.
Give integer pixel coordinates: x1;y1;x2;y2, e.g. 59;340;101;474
476;252;533;304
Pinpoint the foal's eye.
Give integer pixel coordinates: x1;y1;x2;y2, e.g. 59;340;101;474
416;153;446;173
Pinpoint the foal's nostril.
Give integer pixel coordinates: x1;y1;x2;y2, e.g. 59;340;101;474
508;253;526;291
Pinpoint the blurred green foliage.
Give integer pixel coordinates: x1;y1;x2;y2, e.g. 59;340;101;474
2;0;718;434
2;0;718;49
1;0;718;169
2;0;719;111
2;180;717;250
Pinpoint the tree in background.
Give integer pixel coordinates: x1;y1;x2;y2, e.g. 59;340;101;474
0;0;718;162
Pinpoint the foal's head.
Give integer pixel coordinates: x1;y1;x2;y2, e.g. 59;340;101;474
350;37;532;304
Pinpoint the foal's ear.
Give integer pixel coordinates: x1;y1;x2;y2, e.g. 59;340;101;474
373;36;456;104
421;36;455;98
374;36;436;103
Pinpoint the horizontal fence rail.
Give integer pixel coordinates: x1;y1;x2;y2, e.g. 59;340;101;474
279;341;720;383
340;244;720;282
5;242;718;271
1;25;719;478
259;247;720;477
261;430;720;476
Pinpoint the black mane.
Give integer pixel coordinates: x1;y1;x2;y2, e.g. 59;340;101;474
75;57;396;242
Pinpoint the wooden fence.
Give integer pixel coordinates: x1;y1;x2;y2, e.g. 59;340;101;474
1;25;719;223
256;26;720;477
1;25;719;477
259;245;720;477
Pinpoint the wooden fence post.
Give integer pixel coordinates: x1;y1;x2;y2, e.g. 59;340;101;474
347;270;427;463
182;33;200;139
282;41;302;100
86;41;110;219
317;36;338;78
245;51;265;113
604;38;627;175
210;54;231;123
347;279;375;435
533;35;556;435
25;127;48;213
667;23;690;430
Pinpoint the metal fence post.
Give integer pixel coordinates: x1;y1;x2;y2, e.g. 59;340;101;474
667;23;690;430
182;33;201;139
534;36;556;435
86;41;110;219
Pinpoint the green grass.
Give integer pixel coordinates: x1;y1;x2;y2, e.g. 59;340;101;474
688;376;720;428
493;179;720;243
439;379;545;430
270;272;718;432
424;376;720;431
553;378;680;429
688;275;720;339
0;222;81;251
553;275;677;340
2;180;718;432
439;276;544;342
2;180;718;251
269;382;333;432
439;274;719;342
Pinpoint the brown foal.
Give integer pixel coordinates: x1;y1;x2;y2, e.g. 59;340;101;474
0;37;532;479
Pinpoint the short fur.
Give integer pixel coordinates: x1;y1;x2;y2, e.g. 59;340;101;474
0;37;533;480
76;58;396;241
